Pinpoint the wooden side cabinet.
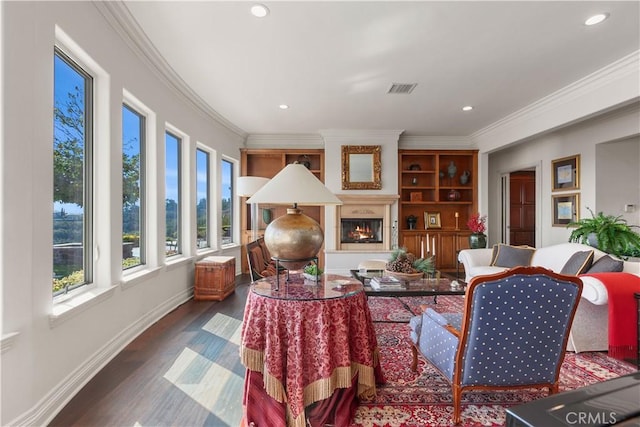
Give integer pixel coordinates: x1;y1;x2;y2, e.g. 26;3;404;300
194;256;236;301
399;231;471;272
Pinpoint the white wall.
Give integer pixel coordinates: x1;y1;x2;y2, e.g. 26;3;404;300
487;103;640;248
596;137;640;225
1;2;244;425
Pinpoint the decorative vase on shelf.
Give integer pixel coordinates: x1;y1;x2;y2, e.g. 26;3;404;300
460;170;470;185
447;161;457;179
469;233;487;249
407;215;418;230
447;189;461;201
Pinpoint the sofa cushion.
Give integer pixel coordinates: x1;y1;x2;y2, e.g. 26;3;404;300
560;250;594;275
587;255;624;273
491;244;536;268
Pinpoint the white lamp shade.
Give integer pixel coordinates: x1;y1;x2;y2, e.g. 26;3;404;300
237;176;270;197
246;163;342;206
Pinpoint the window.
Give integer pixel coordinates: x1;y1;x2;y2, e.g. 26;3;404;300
53;49;93;296
196;148;210;249
122;104;145;269
221;159;233;245
165;131;181;256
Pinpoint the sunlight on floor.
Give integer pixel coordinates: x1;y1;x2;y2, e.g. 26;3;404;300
163;313;244;426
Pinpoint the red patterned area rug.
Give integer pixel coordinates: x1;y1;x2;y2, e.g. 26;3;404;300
354;297;637;427
367;297;415;322
367;295;465;322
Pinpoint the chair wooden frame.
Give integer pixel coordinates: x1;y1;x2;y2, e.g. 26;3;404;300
245;238;285;282
412;266;583;424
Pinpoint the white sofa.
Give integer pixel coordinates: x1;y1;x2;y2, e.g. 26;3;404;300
458;242;640;353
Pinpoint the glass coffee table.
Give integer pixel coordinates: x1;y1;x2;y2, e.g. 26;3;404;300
350;269;466;302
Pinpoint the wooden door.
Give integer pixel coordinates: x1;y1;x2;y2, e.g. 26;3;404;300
509;171;536;247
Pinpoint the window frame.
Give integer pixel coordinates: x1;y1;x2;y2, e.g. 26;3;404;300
220;157;234;246
52;47;94;297
122;103;146;270
196;146;211;250
165;130;182;257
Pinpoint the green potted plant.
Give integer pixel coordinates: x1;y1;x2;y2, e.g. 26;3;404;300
568;207;640;259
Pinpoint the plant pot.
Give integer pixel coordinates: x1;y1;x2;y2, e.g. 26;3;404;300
469;233;487;249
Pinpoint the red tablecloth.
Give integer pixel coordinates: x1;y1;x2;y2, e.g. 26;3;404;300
240;273;384;427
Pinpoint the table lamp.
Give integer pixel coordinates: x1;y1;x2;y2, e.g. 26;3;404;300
246;163;342;270
237;176;270;242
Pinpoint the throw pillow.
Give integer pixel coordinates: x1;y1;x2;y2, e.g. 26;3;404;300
491;244;536;268
489;244;500;265
586;255;624;273
560;250;594;275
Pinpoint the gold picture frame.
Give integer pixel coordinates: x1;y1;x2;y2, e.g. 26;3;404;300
424;212;441;229
341;145;382;190
552;193;579;227
551;154;580;191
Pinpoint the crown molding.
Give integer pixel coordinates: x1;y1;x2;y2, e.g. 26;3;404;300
471;50;640;147
398;135;475;150
245;133;325;149
94;1;247;138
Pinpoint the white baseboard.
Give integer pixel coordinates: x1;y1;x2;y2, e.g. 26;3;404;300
9;289;193;427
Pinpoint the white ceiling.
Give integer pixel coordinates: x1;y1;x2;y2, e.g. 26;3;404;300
122;1;640;137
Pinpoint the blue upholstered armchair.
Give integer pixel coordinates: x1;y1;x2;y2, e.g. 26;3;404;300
409;266;583;424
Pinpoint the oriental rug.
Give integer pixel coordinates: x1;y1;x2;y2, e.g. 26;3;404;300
353;295;637;427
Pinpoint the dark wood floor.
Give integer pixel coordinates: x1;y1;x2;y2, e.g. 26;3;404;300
49;274;253;427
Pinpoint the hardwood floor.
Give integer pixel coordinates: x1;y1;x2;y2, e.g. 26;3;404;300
49;275;253;427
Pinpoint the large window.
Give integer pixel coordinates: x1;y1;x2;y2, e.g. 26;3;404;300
165;131;181;256
196;148;210;249
221;159;233;245
52;49;93;296
122;104;144;269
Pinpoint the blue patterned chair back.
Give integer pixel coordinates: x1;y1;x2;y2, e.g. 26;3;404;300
456;267;582;387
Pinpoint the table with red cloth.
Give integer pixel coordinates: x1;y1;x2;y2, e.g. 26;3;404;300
240;273;384;427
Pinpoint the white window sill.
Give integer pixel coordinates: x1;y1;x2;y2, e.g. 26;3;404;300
120;266;163;290
165;255;196;271
1;332;19;354
50;285;117;328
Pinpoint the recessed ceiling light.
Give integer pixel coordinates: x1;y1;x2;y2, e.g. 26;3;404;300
251;4;269;18
462;106;473;111
279;104;289;110
585;13;609;26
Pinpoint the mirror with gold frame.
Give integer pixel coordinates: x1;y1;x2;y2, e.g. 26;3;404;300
341;145;382;190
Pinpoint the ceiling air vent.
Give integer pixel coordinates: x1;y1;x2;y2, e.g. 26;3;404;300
387;83;417;94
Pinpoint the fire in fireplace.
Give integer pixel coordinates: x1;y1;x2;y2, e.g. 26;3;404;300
341;219;383;243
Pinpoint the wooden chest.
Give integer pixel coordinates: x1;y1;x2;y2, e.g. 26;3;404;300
194;256;236;301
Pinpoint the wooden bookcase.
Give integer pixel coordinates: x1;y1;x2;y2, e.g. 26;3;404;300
240;149;325;273
397;150;479;273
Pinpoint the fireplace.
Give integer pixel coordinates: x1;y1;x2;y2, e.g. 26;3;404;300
334;194;399;251
341;218;383;244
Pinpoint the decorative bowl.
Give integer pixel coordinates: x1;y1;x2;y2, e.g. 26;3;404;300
384;269;424;281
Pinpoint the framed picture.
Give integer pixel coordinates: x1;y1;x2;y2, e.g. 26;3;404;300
552;155;580;191
424;212;441;229
552;193;579;227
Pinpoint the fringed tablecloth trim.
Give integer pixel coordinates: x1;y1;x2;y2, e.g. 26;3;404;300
240;346;287;403
352;361;377;400
240;346;263;372
303;366;354;407
287;405;307;427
